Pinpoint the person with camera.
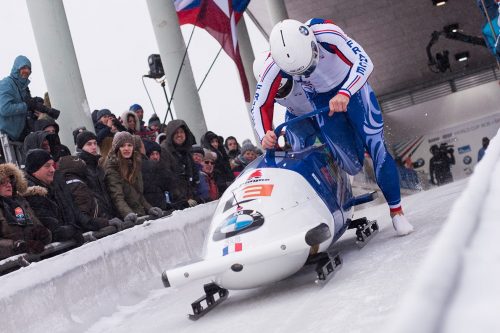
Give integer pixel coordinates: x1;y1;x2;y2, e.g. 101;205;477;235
429;143;455;186
0;56;61;143
94;109;126;158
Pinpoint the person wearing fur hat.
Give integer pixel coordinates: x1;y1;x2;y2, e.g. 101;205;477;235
160;119;200;207
0;163;52;260
232;143;259;177
200;131;234;194
121;110;140;135
23;149;85;244
104;131;163;224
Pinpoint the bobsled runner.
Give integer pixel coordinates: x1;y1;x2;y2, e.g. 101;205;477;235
161;107;378;319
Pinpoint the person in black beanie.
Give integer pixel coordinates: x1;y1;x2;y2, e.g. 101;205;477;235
23;149;85;244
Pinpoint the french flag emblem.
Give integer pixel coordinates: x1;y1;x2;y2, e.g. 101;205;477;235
223;243;243;256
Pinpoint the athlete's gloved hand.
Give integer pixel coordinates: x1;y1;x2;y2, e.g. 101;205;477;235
108;217;125;231
261;130;277;149
187;199;198;207
328;93;350;116
124;212;138;225
148;207;164;217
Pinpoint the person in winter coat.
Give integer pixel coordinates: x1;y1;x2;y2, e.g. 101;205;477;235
0;55;60;142
200;149;219;201
23;149;85;244
34;117;71;162
0;163;51;260
142;140;178;211
232;143;259;177
104;131;163;225
191;145;210;202
160;119;199;207
75;131;117;221
94;109;124;158
121;110;140;135
201;131;234;194
23;130;51;154
0;56;40;142
224;136;241;164
58;155;125;233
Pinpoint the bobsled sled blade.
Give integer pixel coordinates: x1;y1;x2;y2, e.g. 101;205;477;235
305;223;331;246
314;252;342;284
188;283;229;320
352;219;379;248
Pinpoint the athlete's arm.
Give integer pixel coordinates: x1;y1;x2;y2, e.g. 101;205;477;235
309;19;374;98
250;58;283;144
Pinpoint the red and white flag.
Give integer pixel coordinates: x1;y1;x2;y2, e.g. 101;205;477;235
174;0;251;101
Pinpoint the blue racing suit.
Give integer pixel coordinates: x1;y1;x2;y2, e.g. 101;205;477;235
251;18;401;208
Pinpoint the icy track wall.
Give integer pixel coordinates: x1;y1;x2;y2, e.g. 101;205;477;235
0;201;218;333
388;128;500;333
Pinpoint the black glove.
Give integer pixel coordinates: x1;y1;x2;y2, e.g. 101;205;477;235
108;217;125;231
148;207;164;218
12;240;28;254
24;97;40;111
46;107;60;119
31;225;52;244
53;225;77;241
26;240;46;254
73;231;85;246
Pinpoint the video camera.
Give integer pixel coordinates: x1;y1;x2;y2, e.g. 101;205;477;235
439;142;454;154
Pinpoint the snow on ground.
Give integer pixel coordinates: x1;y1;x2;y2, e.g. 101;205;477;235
83;180;467;333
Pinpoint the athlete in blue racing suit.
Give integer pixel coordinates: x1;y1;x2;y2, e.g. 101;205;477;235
251;18;414;236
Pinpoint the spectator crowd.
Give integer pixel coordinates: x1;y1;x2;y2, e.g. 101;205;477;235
0;55;261;265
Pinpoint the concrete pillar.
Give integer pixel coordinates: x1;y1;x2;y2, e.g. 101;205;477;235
26;0;94;148
146;0;207;140
266;0;289;25
237;16;261;144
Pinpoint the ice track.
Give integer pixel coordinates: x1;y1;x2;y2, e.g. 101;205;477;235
85;180;466;333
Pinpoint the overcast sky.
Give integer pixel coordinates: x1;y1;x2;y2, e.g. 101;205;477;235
0;0;280;145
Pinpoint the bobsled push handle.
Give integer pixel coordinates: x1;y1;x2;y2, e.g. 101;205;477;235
265;106;330;164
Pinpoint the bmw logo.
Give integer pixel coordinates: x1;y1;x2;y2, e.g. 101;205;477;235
299;26;309;36
463;155;472;165
213;210;265;241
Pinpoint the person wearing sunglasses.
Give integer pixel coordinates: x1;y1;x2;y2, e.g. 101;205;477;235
200;150;219;202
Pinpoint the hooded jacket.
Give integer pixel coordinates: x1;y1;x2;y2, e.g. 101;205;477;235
0;163;52;260
0;56;31;141
201;131;234;193
160;119;199;202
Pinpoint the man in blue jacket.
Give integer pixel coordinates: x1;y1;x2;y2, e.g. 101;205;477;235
0;55;58;142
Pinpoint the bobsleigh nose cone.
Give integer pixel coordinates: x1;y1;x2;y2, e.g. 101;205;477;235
231;263;244;272
161;271;171;288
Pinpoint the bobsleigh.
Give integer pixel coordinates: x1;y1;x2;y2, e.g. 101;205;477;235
161;108;379;319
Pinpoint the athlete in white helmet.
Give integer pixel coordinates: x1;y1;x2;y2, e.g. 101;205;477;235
251;18;413;236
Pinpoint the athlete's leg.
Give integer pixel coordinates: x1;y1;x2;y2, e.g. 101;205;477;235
345;84;413;235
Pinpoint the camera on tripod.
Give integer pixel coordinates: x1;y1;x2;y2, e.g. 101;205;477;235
147;54;165;79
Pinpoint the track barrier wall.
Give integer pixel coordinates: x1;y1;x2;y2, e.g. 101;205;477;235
0;201;218;333
388;128;500;333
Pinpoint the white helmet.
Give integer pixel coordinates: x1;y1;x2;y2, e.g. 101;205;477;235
269;19;319;76
253;50;288;90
